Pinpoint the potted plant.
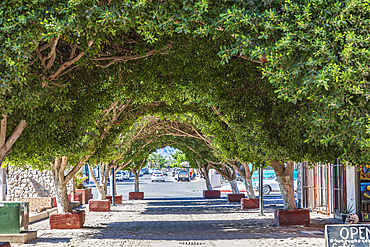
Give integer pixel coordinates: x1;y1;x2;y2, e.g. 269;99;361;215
341;204;355;223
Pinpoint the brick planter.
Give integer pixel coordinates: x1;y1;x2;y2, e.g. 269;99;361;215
274;209;310;226
73;193;83;204
241;198;259;209
75;188;93;204
129;192;144;200
227;193;245;203
203;190;221;199
49;210;85;229
106;195;123;204
88;199;110;212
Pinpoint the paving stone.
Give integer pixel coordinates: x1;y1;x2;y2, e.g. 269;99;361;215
14;198;332;247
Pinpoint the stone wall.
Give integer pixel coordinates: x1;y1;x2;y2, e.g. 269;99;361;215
6;167;73;201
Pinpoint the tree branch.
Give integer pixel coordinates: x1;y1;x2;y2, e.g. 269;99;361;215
0;114;6;148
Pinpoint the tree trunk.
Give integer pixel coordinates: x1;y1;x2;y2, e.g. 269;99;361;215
0;116;27;167
204;172;213;191
270;161;297;210
55;181;72;213
211;163;239;194
229;179;240;194
97;185;107;200
232;160;256;199
51;156;91;213
89;164;107;200
51;157;72;213
198;163;212;190
113;169;118;195
242;163;256;199
134;171;140;192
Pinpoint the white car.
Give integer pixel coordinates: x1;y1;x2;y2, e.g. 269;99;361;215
116;171;129;181
151;171;165;182
253;176;297;195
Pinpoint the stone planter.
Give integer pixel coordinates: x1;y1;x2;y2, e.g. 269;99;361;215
129;192;144;200
49;210;85;229
106;195;123;204
241;198;259;209
203;190;220;199
88;199;110;212
274;209;310;226
75;188;93;204
227;193;245;203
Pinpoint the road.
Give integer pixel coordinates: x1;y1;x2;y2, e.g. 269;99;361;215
90;174;207;199
88;174;287;207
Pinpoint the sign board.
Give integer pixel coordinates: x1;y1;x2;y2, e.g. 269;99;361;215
326;224;370;246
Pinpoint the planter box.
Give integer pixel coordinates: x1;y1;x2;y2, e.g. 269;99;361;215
106;195;123;204
0;242;10;247
75;188;93;204
129;192;144;200
88;200;110;212
73;193;83;204
49;210;85;229
203;190;221;199
241;198;259;209
274;209;310;226
227;193;245;203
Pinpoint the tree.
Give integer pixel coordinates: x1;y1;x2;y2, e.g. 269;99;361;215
172;151;187;167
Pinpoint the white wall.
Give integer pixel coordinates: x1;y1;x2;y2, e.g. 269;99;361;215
0;168;6;201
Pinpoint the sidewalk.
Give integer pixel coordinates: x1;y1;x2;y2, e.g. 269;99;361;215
20;197;340;247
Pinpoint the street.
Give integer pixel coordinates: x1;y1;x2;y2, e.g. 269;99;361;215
92;174;207;199
90;174;288;207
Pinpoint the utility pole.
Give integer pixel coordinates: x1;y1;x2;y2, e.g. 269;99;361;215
111;167;115;206
258;167;264;216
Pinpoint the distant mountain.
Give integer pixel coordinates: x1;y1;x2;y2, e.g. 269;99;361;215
156;146;178;158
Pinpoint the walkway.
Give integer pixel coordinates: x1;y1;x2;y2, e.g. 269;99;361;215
20;198;339;247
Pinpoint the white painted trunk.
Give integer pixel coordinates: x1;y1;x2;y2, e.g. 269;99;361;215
134;173;140;192
244;177;256;199
113;170;118;195
97;186;107;200
242;163;256;199
204;173;213;191
55;183;72;213
229;179;240;194
276;174;297;210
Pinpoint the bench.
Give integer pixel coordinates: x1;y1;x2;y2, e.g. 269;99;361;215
19;197;53;213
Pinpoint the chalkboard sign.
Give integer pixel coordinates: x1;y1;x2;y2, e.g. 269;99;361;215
326;224;370;247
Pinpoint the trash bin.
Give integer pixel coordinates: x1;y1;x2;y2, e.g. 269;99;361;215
0;201;29;234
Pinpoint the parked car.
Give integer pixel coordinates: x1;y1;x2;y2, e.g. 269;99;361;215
253;176;297;195
174;169;182;178
116;171;129;181
177;171;191;182
161;169;168;176
151;171;165;182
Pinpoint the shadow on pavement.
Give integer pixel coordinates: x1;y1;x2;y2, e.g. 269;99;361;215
88;218;324;241
140;198;282;215
27;237;71;244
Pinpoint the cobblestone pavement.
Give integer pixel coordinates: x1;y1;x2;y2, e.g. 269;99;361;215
19;198;338;247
